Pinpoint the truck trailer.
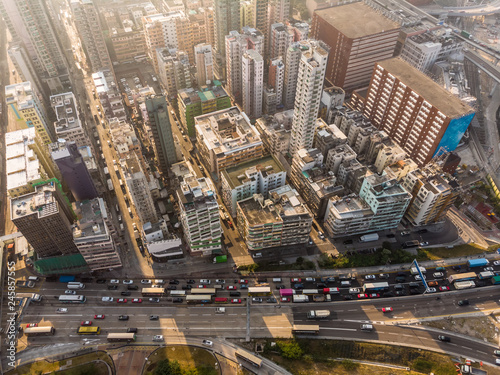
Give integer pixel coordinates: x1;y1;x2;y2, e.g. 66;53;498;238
359;233;379;242
467;259;489;268
292;295;309;303
307;310;330;319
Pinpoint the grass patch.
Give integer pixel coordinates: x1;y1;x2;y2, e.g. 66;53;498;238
421;243;489;260
262;339;457;375
58;361;109;375
143;345;217;375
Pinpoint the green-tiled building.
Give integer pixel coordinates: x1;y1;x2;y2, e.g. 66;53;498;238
177;82;231;138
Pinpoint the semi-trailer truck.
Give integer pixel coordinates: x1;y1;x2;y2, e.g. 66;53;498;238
307;310;330;319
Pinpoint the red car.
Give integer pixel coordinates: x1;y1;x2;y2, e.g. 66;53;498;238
132;298;142;303
439;286;450;291
231;299;242;304
291;278;301;282
381;307;393;313
94;315;105;319
239;279;248;284
81;321;92;326
369;293;380;298
280;297;290;302
357;294;368;299
197;285;207;288
117;298;127;303
227;285;237;290
26;323;38;328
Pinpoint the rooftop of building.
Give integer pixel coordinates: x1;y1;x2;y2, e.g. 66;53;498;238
295;148;324;168
178;176;218;211
239;185;310;225
315;2;400;39
50;92;82;133
222;155;284;189
11;182;60;220
6;128;42;191
377;58;474;118
5;81;36;109
92;69;117;95
243;49;263;61
363;172;411;202
195;107;262;155
178;83;228;106
329;195;373;219
73;198;108;241
171;161;196;180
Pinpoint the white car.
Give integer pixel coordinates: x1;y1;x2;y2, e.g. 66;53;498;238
349;288;360;294
110;279;120;284
141;279;152;285
494;261;500;266
420;242;429;247
123;280;133;284
202;339;213;347
65;290;76;295
426;287;437;293
364;274;376;280
414;275;426;281
56;308;68;314
215;279;225;284
102;297;114;302
153;335;164;342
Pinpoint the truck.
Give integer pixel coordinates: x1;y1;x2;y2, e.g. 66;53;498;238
467;259;489;268
104;167;109;176
461;365;487;375
107;179;114;191
478;271;494;279
307;310;330;319
213;255;227;264
492;276;500;285
461;30;473;40
292;295;309;303
59;276;75;283
360;233;379;242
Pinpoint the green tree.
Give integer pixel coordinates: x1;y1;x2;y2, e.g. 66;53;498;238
279;341;303;359
154;359;183;375
296;256;304;264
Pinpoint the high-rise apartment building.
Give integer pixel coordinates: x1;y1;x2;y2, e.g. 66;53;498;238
357;58;475;166
156;48;192;98
145;96;178;174
268;57;285;107
51;141;98;201
194;43;214;86
5;82;53;144
282;41;304;109
70;0;112;72
289;40;329;155
253;0;269;50
213;0;240;79
311;2;400;91
109;28;147;63
50;92;90;148
177;176;221;255
73;198;122;271
242;49;264;119
240;0;254;29
11;181;78;258
268;0;290;26
269;23;293;60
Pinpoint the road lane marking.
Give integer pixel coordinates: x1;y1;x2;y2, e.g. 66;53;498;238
320;327;357;331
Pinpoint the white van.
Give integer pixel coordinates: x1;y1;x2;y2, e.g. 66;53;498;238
341;281;351;287
253;253;262;258
272;278;282;283
361;324;374;331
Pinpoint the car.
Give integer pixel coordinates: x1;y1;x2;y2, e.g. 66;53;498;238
226;285;238;290
383;291;395;298
433;272;444;279
26;323;38;328
169;279;180;285
369;293;380;298
452;265;461;271
102;297;114;302
417;229;428;234
344;294;353;300
318;231;325;240
150;315;159;320
267;297;278;303
305;277;315;282
419;242;429;247
252;297;263;303
182;285;192;290
240;284;248;289
293;283;304;289
65;290;76;295
427;281;438;287
379;274;389;279
458;299;469;306
496;358;500;366
128;285;138;290
121;291;131;296
81;321;92;326
276;284;286;290
326;277;335;283
56;308;68;314
291;278;301;282
365;274;376;280
108;284;118;290
96;279;106;284
349;288;360;294
426;288;437;293
493;261;500;266
437;335;450;342
173;297;183;303
484;267;494;272
202;339;213;347
414;275;426;281
153;335;164;342
357;294;368;299
132;298;142;303
401;231;410;236
94;315;105;319
386;233;396;238
141;279;152;284
187;279;196;284
231;299;241;304
149;298;160;303
117;298;127;303
123;279;133;284
118;315;129;321
110;279;119;284
494;350;500;357
239;279;248;284
343;239;353;245
439;286;450;291
280;297;290;302
167;285;177;290
197;285;207;288
215;279;225;284
395;290;406;296
381;307;393;313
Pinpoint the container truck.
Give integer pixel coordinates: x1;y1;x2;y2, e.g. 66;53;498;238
213;255;227;264
467;259;489;268
307;310;330;319
492;276;500;285
292;295;309;303
360;233;379;242
59;276;76;283
107;179;114;191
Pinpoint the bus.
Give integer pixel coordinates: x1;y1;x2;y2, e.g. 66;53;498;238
142;288;165;297
170;290;186;297
24;326;56;336
186;295;212;304
215;297;228;303
16;293;42;302
454;280;476;290
235;350;262;368
191;288;216;295
247;287;271;296
448;272;476;284
77;326;101;335
292;324;320;335
107;333;136;342
363;282;389;293
58;295;86;303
